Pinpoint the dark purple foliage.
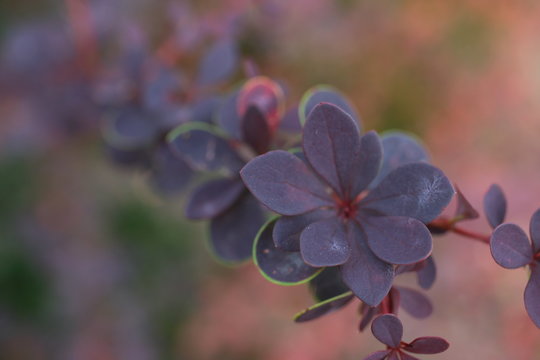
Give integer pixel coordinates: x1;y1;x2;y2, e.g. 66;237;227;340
186;178;245;220
197;39;239;86
525;264;540;328
299;86;360;126
364;315;449;360
484;184;507;229
241;103;454;305
454;186;480;221
294;291;354;323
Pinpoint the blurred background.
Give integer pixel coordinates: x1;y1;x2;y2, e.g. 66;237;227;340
2;0;540;359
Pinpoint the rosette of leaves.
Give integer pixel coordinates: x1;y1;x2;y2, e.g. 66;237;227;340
489;206;540;328
168;76;301;264
364;314;449;360
241;103;454;306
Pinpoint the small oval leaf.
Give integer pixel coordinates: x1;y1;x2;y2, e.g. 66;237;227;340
483;184;507;229
490;223;533;269
404;337;450;354
274;209;334;252
371;314;403;348
186;178;245;220
395;286;433;319
300;218;351;267
524;263;540;328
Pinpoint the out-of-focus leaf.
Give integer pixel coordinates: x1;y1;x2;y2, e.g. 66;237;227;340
395;286;433;319
362;163;455;224
371;314;403;348
240;150;333;216
529;209;540;253
273;208;334;252
309;267;350;302
490;223;532;269
303;103;365;199
299;85;360;127
192;96;222;123
241;106;271;154
186;178;245;220
341;223;394;306
209;194;265;264
168;122;244;175
363;216;432;265
404;337;450;354
359;305;378;332
279;106;302;133
197;39;238;86
524;263;540;328
300;218;350;267
104;107;158;150
294;291;354;322
148;144;193;194
417;256;437;290
253;218;320;285
370;131;430;189
362;350;391;360
237;76;284;131
216;90;242;139
483;184;507;229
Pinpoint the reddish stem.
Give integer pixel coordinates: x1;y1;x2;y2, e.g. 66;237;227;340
450;226;491;244
428;217;491;244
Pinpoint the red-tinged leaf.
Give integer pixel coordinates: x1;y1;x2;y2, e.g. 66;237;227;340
362;163;455;224
454;186;479;221
303;103;363;199
185;178;245;220
168;124;245;175
490;223;533;269
197;39;238;86
273;209;334;252
386;352;400;360
395;286;433;319
299;85;361;127
483;184;507;229
404;337;449;354
241;105;271;154
371;314;403;348
369;131;429;190
237;76;284;131
362;216;432;265
300;218;351;267
524;263;540;328
209;194;265;263
341;223;394;306
417;256;436;290
362;350;391;360
254;219;320;285
529;209;540;253
240;150;333;216
389;287;401;314
294;291;354;322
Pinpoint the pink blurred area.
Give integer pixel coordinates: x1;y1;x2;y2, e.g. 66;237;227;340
2;0;540;359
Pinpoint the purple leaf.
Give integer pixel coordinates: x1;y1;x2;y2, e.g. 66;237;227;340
362;350;391;360
371;314;403;348
191;96;221;123
273;209;334;252
417;256;437;290
386;352;400;360
186;178;245;220
168;124;245;175
300;218;351;267
362;163;455;224
148;144;193;195
217;90;242;139
279;106;302;133
254;219;320;285
490;223;533;269
299;85;361;127
341;222;394;306
404;337;450;354
483;184;507;229
209;194;265;263
309;267;350;301
197;39;238;86
359;305;379;332
524;263;540;328
294;291;354;322
240;150;333;216
353;131;383;196
529;209;540;253
104;107;158;149
241;105;271;154
303;103;363;199
454;186;479;221
370;132;429;190
362;216;432;265
395;286;433;319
